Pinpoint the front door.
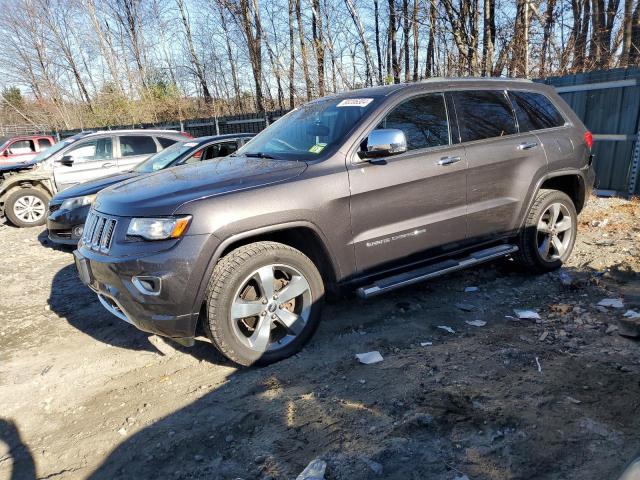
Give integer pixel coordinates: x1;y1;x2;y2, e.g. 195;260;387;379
348;92;468;273
53;136;118;190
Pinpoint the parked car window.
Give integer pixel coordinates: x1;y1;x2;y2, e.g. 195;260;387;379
453;90;517;142
184;141;239;165
376;93;449;150
38;138;52;149
510;91;566;132
65;138;113;163
8;140;35;154
157;137;178;149
120;135;158;157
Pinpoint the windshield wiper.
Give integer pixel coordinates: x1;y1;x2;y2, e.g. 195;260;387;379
244;152;277;159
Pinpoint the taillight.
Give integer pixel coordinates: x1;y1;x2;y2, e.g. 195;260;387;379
179;131;193;138
584;131;593;149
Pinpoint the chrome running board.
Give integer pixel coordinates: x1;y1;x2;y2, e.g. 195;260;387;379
357;244;519;299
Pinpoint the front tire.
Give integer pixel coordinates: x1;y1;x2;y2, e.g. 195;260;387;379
203;241;325;366
5;187;50;228
514;189;577;272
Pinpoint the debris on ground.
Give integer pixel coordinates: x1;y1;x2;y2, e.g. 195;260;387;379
296;458;326;480
535;356;542;373
420;341;433;346
597;298;625;309
436;325;456;334
466;320;487;327
514;309;541;320
464;286;479;292
455;302;476;312
559;270;574;287
623;310;640;319
355;351;384;364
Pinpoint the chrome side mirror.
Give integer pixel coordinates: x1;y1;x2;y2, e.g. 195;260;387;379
358;129;407;160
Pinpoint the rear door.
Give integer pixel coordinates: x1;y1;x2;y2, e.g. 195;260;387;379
452;90;548;240
348;92;468;273
53;136;118;190
116;135;160;171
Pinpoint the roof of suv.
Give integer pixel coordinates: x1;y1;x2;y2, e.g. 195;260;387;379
321;77;543;101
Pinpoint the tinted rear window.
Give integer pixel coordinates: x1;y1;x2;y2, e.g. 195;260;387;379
377;93;449;150
510;91;566;132
453;90;517;142
157;137;178;149
120;136;158;157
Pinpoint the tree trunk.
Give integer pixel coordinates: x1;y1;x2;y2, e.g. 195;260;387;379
345;0;376;86
219;5;243;111
412;0;419;81
539;0;556;76
630;0;640;65
374;0;384;84
402;0;410;81
176;0;212;103
295;0;313;100
425;0;436;77
388;0;400;83
237;0;264;112
288;0;296;107
482;0;495;76
621;0;633;66
311;0;325;96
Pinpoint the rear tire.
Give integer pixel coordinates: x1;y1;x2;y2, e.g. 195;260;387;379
203;241;325;366
5;187;50;228
514;189;577;273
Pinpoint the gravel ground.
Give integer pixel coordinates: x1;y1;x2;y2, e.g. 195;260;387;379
0;196;639;480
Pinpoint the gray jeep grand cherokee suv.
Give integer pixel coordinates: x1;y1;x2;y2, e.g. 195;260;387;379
74;78;595;366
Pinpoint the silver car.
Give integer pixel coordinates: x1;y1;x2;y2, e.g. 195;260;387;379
0;129;188;227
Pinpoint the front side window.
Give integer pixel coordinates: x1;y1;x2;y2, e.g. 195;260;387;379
376;93;449;150
510;91;566;132
8;140;35;154
453;90;517;142
120;135;158;157
235;96;382;161
65;138;113;163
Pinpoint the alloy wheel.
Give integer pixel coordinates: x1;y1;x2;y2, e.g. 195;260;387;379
536;202;573;261
230;263;312;353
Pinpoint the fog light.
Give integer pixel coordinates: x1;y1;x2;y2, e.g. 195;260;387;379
72;225;84;238
132;276;161;296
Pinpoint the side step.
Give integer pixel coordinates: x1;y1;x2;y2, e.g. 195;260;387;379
357;244;519;299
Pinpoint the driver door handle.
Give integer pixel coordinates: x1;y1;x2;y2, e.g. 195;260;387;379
517;141;539;150
101;162;115;168
437;155;461;166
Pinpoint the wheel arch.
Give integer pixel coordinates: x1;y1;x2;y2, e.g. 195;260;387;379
190;222;341;328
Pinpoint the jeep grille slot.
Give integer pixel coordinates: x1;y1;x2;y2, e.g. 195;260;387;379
83;210;117;252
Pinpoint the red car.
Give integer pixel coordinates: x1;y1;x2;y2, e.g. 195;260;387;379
0;135;56;164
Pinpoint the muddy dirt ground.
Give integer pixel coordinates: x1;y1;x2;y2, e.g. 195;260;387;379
1;196;639;480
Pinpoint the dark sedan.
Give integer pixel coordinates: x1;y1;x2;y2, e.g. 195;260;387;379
46;133;254;245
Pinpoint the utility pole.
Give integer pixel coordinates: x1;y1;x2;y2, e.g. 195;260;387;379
523;0;529;77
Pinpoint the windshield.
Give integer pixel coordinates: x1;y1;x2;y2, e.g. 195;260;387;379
134;141;197;173
236;96;381;161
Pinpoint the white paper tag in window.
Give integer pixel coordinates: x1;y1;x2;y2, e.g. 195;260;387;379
337;98;373;108
184;142;198;147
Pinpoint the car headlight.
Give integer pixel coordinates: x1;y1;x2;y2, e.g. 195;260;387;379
60;194;96;211
126;216;191;241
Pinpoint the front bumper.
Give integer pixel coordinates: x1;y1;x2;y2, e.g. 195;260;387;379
47;204;91;245
74;233;215;344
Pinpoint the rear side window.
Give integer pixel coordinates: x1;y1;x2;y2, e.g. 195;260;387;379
510;91;566;132
157;137;177;149
38;138;52;149
120;136;158;157
453;90;517;142
377;93;449;150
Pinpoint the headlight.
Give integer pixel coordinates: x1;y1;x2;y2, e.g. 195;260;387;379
126;216;191;241
60;194;96;211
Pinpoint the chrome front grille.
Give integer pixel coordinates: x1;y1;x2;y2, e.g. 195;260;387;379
83;210;117;252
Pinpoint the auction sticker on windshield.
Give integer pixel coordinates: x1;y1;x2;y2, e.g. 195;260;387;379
337;98;373;107
309;143;327;153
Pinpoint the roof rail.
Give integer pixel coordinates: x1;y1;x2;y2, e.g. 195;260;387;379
419;76;533;83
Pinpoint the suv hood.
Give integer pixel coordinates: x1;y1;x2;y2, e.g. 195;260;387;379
53;171;140;201
94;156;307;217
